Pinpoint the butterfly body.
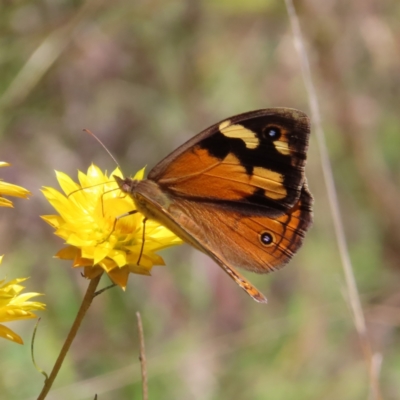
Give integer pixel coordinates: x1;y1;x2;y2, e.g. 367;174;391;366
116;108;313;303
117;178;205;251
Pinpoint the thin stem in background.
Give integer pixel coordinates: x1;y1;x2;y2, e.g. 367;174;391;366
136;312;148;400
283;1;382;399
37;274;102;400
31;318;49;381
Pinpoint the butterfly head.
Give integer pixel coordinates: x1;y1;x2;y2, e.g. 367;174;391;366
114;175;173;221
114;175;139;196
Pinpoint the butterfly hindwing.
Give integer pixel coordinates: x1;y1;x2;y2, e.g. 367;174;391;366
167;181;313;274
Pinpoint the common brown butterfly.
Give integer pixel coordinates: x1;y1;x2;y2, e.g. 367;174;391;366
115;108;313;303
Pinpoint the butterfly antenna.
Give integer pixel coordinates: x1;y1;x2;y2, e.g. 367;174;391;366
83;128;121;169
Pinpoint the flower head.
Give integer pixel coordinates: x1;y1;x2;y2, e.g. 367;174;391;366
0;256;45;344
0;162;31;207
41;165;182;289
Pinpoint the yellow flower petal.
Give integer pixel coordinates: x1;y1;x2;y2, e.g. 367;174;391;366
133;167;146;180
0;257;45;344
0;198;13;208
0;162;31;207
0;324;23;344
107;267;130;289
0;181;31;198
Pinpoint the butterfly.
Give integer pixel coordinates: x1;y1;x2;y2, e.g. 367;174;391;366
115;108;313;303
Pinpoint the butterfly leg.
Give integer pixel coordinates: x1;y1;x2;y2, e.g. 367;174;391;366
137;217;148;266
98;210;138;244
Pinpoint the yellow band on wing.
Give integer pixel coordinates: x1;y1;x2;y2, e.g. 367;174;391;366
219;121;260;149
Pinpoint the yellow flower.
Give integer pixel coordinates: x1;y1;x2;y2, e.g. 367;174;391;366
41;165;182;289
0;162;31;207
0;256;45;344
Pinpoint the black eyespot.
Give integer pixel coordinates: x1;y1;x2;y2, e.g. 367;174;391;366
260;231;274;246
263;126;281;140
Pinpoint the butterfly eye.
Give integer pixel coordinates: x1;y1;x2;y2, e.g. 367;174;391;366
259;231;274;246
264;126;281;140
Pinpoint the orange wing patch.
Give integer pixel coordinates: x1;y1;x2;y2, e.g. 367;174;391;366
157;147;220;182
158;147;287;203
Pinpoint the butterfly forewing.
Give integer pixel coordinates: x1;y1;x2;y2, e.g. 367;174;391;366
148;108;310;215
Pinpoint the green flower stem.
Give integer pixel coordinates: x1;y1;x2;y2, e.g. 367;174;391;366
37;274;102;400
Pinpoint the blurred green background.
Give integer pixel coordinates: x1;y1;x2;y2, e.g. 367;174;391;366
1;0;400;399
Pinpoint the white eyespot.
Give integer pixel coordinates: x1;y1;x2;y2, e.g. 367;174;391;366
259;231;274;246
